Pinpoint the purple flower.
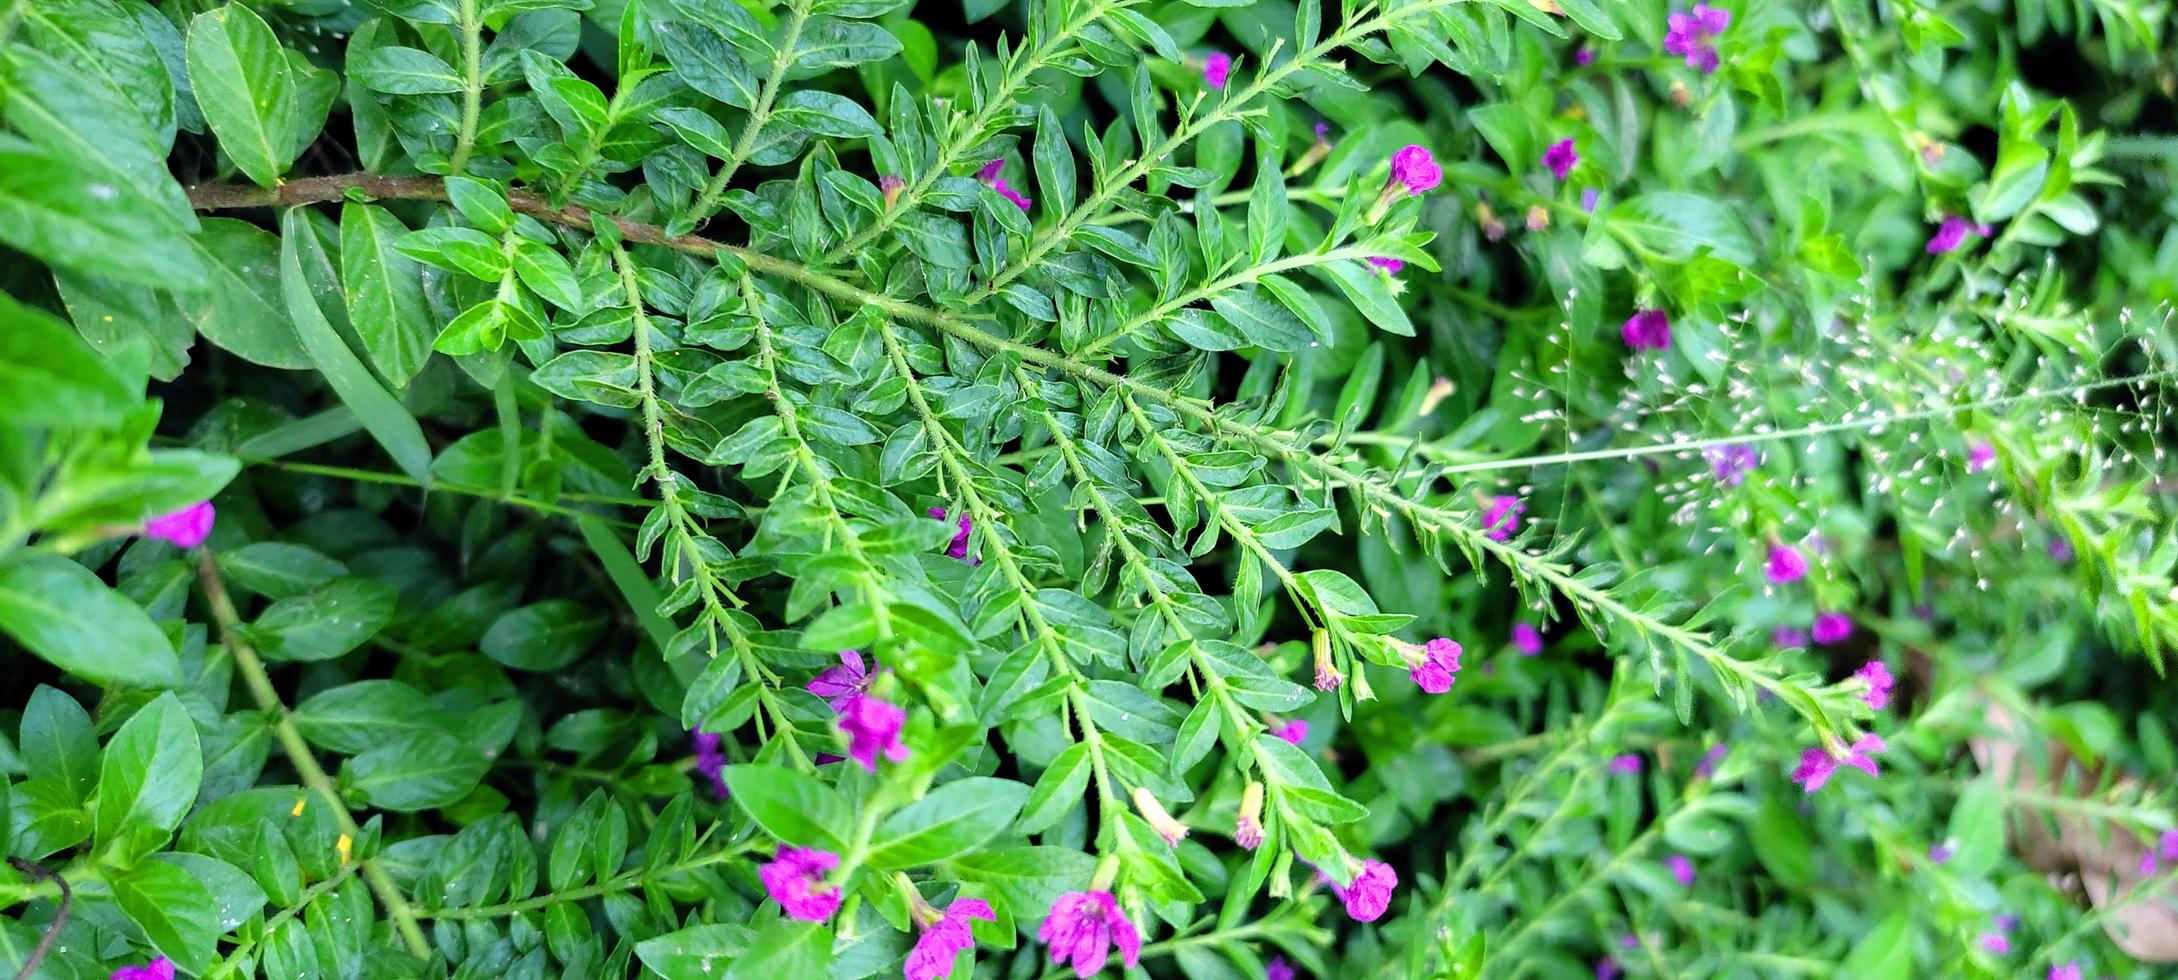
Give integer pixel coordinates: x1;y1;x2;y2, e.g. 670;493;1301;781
1512;622;1543;655
1266;957;1297;980
973;161;1033;212
1595;958;1621;980
1575;47;1596;66
2140;829;2178;875
1542;139;1579;180
807;649;875;709
1995;914;2020;932
1764;543;1808;584
1704;444;1760;486
1328;859;1398;922
1772;626;1810;648
111;960;176;980
1620;309;1671;351
1314;121;1331;143
1410;637;1462;694
691;729;729;798
1694;743;1729;779
2049;536;2075;563
144;501;215;549
1367;256;1405;275
1040;891;1140;978
1609;753;1643;775
1980;932;2011;954
1662;3;1731;74
1202;51;1232;89
1968;441;1997;473
907;898;996;980
1791;734;1884;793
838;694;908;771
1667;854;1695;887
1274;719;1309;745
759;847;842;922
1854;659;1894;710
880;173;905;208
927;507;977;562
1926;216;1994;254
1389;145;1442;196
2049;963;2082;980
1581;187;1600;212
1482;495;1525;541
1928;841;1954;863
1813;611;1853;646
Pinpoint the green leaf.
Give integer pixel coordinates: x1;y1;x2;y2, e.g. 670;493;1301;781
185;3;299;187
482;600;607;670
244;576;398;662
866;776;1028;868
279;209;436;486
21;686;99;801
352;45;464;94
1316;260;1413;337
185;217;310;369
340;201;434;385
110;858;221;974
723;920;832;980
0;136;205;288
343;731;491;811
722;763;852;851
0;290;137;428
94;693;203;850
1607;191;1757;266
294;680;454;756
216;542;347;599
0;553;182;689
772;91;880;138
1016;742;1092;834
636;924;755;980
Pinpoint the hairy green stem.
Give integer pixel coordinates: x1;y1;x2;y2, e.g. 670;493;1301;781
448;0;484;174
195;551;430;958
689;0;813;223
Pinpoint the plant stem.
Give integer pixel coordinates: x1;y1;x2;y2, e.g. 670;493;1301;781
422;839;761;918
688;0;813;223
448;0;484;174
195;551;430;958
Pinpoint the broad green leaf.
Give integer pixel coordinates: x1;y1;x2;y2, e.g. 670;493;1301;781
280;209;435;486
481;600;608;670
294;680;455;755
0;291;137;428
0;136;204;288
351;45;463;94
184;217;310;369
343;731;492;811
185;3;299;187
339;201;434;385
243;576;398;662
722;764;852;851
93;693;203;850
0;554;182;689
110;858;220;973
867;777;1028;868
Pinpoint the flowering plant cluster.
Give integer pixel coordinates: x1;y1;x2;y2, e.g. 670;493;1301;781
1;0;2175;977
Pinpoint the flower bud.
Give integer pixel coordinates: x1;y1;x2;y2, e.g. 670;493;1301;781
1476;202;1506;241
1311;629;1343;691
1526;205;1550;232
880;174;906;209
1132;787;1189;845
1419;376;1455;416
1669;80;1693;108
1234;781;1266;850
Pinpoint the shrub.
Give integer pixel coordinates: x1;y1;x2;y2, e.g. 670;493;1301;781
0;0;2173;976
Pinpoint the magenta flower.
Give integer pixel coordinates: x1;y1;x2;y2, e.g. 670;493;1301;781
111;959;175;980
759;847;842;922
1274;719;1309;745
1608;753;1643;775
1854;659;1894;710
1409;637;1462;694
1581;187;1600;212
1040;891;1140;978
691;729;729;798
1328;859;1398;922
926;507;977;562
1367;256;1405;275
1202;51;1232;89
838;694;908;771
1764;543;1808;584
144;501;216;549
1388;145;1442;195
1481;495;1525;541
807;650;876;709
1666;854;1695;887
1791;734;1884;793
2139;829;2178;875
1662;3;1731;74
1925;215;1993;254
1929;841;1954;863
1772;626;1809;648
1512;622;1543;656
1694;743;1729;779
1595;957;1621;980
1967;441;1997;473
906;897;996;980
1813;611;1853;646
2049;963;2082;980
1704;444;1760;486
973;161;1032;212
1980;932;2011;954
1575;47;1596;66
1620;309;1671;351
1266;957;1297;980
1542;139;1578;180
